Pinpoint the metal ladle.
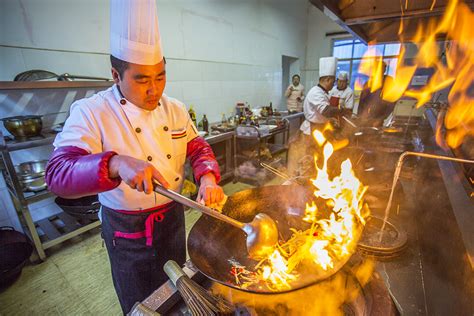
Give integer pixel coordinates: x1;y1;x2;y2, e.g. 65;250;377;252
153;184;278;259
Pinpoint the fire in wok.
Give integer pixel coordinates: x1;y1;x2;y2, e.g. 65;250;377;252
188;130;370;293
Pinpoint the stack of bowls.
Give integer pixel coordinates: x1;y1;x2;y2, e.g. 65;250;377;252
14;160;48;192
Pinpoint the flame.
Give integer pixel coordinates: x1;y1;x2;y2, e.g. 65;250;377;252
246;130;369;291
358;0;474;148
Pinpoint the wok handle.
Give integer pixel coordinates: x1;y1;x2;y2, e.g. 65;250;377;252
153;183;244;229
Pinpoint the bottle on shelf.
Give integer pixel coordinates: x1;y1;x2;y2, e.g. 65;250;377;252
202;115;209;133
221;113;227;125
268;102;274;116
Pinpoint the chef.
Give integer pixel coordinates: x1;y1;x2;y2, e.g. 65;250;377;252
284;74;305;113
45;0;223;313
300;56;346;138
358;62;396;127
329;71;354;112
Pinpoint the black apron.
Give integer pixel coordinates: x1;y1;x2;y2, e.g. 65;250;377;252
101;203;186;314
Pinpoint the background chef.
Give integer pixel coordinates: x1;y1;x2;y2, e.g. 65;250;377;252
329;71;354;112
45;0;224;313
300;56;346;138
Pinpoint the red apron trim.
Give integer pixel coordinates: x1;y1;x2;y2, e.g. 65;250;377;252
114;231;146;239
113;202;174;246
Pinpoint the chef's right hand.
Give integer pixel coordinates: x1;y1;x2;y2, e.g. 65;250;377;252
109;155;170;194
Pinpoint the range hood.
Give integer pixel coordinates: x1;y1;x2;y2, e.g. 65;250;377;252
310;0;474;43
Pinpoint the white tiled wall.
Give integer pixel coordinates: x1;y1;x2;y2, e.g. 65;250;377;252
302;6;343;90
0;0;311;122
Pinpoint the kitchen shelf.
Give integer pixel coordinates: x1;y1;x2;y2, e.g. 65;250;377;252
234;123;289;185
205;131;236;182
0;130;101;261
2;131;58;151
0;81;113;90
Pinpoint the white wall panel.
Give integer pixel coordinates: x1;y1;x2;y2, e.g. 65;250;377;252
1;0;311;114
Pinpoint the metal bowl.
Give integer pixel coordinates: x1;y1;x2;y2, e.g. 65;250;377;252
18;175;47;192
1;115;43;138
14;160;48;179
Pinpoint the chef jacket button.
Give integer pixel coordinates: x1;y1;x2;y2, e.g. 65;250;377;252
163;126;169;131
158;102;161;106
135;127;141;133
120;99;126;105
167;154;172;159
147;156;153;161
175;177;180;182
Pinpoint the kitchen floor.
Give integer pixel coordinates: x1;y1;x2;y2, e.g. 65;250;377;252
0;180;279;316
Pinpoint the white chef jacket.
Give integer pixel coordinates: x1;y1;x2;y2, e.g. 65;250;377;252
53;85;198;211
285;84;305;112
300;85;330;135
329;86;354;110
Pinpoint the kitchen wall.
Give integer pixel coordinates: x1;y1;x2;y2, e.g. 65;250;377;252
0;0;312;122
0;1;342;231
302;5;344;91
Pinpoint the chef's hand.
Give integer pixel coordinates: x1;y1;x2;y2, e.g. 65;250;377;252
197;173;224;206
109;155;170;194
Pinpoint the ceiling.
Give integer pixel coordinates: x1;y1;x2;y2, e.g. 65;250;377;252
310;0;474;43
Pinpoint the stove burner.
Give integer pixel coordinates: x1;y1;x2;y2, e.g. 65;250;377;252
358;216;408;259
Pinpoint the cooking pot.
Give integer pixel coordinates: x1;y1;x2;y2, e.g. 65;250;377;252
1;115;43;138
188;185;365;294
0;227;33;289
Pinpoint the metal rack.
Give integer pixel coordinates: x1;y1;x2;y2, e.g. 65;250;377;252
234;119;290;184
205;132;236;182
0;131;100;261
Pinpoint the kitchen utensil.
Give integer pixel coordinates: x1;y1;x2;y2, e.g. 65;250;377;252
153;184;278;259
55;196;100;221
163;260;235;315
14;160;48;192
0;226;33;289
13;69;111;81
1;115;43;138
342;116;357;128
14;160;48;179
188;185;361;294
18;176;47;192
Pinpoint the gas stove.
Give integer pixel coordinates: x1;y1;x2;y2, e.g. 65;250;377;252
129;255;398;316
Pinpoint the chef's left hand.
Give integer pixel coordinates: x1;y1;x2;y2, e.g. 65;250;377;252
197;173;224;206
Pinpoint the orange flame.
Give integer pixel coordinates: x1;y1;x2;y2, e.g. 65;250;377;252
359;0;474;148
247;130;369;291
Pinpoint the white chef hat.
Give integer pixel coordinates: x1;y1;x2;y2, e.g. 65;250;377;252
337;71;348;81
110;0;163;65
319;57;338;77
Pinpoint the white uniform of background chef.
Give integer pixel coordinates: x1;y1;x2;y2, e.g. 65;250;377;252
45;0;223;313
300;57;341;135
329;71;354;111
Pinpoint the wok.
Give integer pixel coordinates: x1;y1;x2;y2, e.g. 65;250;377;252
188;185;364;294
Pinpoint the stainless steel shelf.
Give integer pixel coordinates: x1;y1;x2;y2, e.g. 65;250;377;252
0;130;100;261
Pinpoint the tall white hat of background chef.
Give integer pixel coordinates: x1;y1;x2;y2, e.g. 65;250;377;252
319;57;338;77
110;0;163;65
338;71;348;81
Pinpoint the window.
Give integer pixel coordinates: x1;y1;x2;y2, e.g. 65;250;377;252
332;39;401;90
